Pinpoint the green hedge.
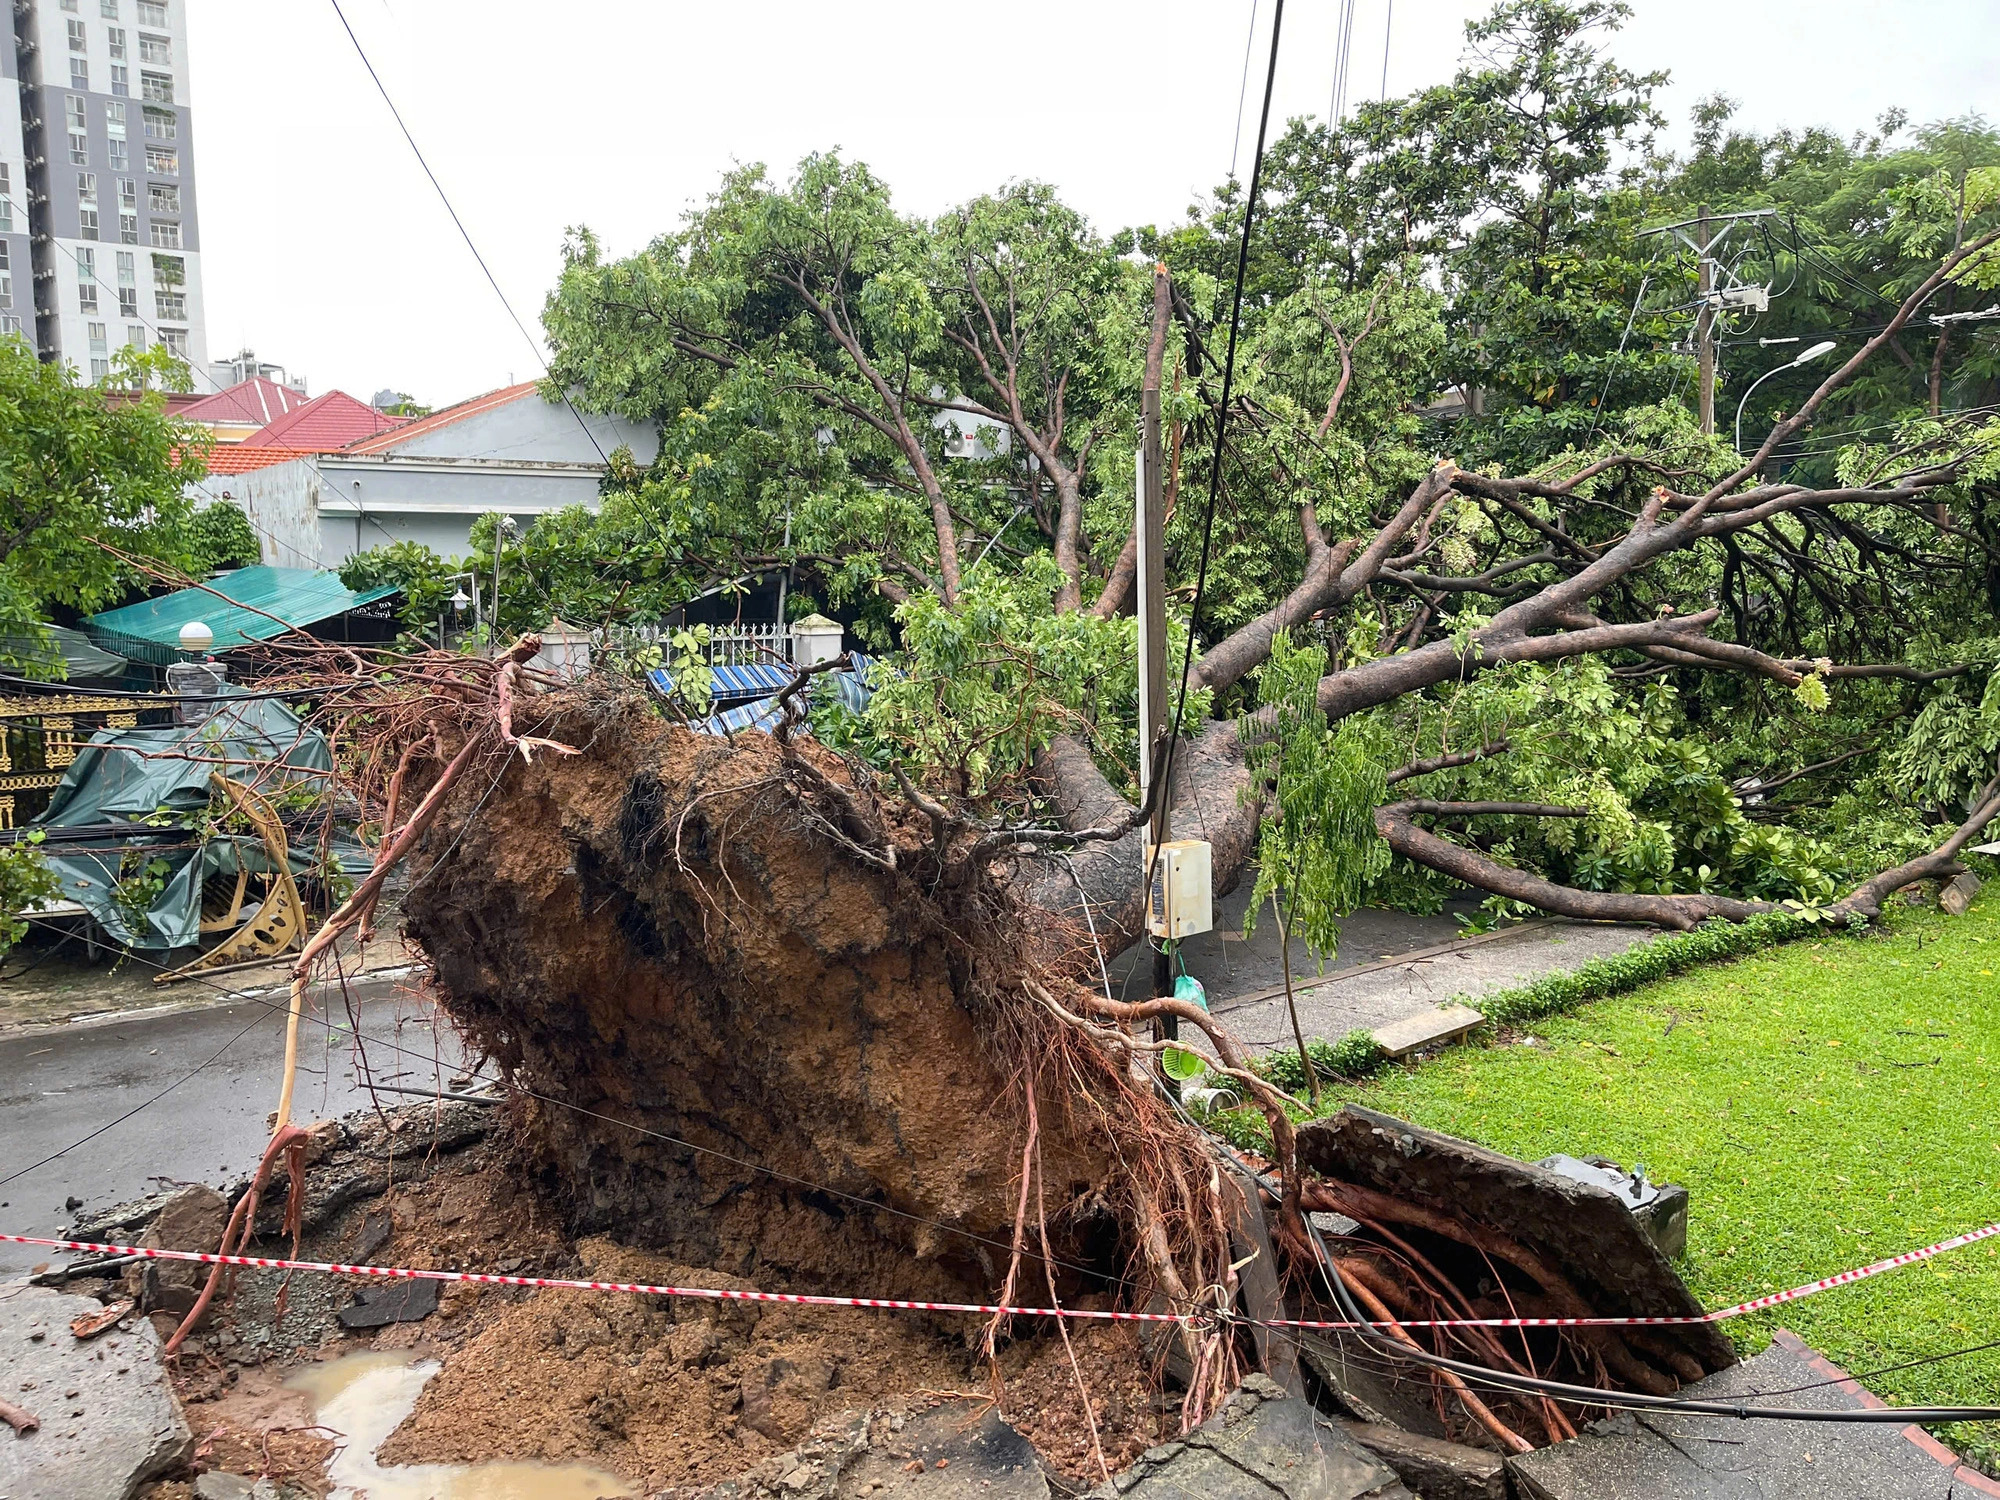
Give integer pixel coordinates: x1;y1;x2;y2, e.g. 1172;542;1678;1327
1253;910;1832;1095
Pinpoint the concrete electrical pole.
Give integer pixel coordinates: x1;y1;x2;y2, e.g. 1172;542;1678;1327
1137;264;1175;1027
1696;207;1717;437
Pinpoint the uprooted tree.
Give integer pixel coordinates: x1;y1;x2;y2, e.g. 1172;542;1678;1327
240;2;2000;1449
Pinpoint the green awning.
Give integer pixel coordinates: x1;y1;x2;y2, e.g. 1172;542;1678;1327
82;566;398;665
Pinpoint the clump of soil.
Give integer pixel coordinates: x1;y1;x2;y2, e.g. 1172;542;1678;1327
401;692;1120;1299
152;1102;1169;1494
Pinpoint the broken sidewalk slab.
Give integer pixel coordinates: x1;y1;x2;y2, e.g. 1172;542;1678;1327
1370;1005;1484;1060
1507;1331;2000;1499
1091;1375;1415;1499
0;1285;192;1500
1336;1420;1508;1500
1299;1332;1448;1439
335;1277;441;1329
1296;1106;1733;1378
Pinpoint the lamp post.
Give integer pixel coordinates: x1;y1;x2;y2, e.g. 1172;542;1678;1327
1736;340;1837;453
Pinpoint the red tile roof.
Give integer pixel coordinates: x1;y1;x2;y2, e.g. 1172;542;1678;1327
340;381;540;454
199;444;311;476
247;391;407;452
182;377;313;429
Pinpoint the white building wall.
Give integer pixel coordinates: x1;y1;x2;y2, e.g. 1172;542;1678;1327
17;0;206;374
186;457;321;570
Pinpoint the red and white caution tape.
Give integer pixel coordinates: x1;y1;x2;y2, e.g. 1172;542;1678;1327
6;1218;1995;1332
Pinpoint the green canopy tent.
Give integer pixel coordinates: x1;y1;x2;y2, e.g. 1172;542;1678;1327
82;566;398;666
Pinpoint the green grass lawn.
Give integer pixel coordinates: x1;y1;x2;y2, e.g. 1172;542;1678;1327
1329;888;2000;1444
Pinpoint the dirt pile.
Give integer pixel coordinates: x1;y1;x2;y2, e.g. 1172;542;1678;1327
400;691;1120;1300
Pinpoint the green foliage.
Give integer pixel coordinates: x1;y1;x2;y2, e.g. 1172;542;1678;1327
840;557;1189;801
0;337;207;674
1243;631;1392;958
1256;1030;1385;1093
339;541;460;633
661;624;714;722
0;834;59;956
180;502;261;574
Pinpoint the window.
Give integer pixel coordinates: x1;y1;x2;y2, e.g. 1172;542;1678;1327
120;215;137;244
88;322;107;354
159;328;187;359
102;0;120;16
69;134;89;165
1;315;21;340
0;240;10;309
110;64;128;96
138;33;170;64
67;95;88;133
70;57;89;90
150;251;182;285
154;292;184;319
138;0;166;22
145;147;176;175
68;18;87;49
79;209;99;239
108;139;127;170
119;286;138;315
143;106;175;140
61;0;79;11
141;72;173;104
78;248;99;312
106;102;126;137
126;325;146;350
78;172;98;240
107;27;125;59
148;182;177;215
148;220;178;248
90;360;110;381
119;178;136;210
0;166;10;233
116;250;134;283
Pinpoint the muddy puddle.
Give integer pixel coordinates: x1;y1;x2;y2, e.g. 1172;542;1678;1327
287;1350;633;1499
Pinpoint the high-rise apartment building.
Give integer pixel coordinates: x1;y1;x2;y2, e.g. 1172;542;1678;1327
6;0;206;377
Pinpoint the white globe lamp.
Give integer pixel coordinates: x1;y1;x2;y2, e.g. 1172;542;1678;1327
179;620;215;656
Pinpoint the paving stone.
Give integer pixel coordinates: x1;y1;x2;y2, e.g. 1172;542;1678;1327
1094;1375;1414;1499
1507;1333;1995;1499
0;1285;191;1500
1371;1006;1483;1060
194;1474;257;1500
1941;871;1983;916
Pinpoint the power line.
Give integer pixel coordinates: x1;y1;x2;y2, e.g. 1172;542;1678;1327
1231;1;1259;179
1378;0;1393;100
323;0;610;467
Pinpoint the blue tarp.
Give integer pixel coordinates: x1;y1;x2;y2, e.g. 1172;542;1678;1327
649;656;881;737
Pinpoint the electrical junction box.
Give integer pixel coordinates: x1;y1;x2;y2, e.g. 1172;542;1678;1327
1147;840;1213;940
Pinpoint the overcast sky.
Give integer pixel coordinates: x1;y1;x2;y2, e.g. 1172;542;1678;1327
184;0;1993;407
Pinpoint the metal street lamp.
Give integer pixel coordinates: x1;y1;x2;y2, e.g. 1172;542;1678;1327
1736;340;1837;452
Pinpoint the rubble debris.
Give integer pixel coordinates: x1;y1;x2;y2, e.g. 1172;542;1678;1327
334;1279;440;1329
122;1185;227;1328
1507;1332;1992;1499
1088;1375;1414;1498
70;1297;137;1340
660;1399;1054;1499
0;1285;190;1499
1336;1420;1509;1500
1296;1107;1734;1383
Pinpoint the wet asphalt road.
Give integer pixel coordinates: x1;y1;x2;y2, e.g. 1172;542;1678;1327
0;984;475;1276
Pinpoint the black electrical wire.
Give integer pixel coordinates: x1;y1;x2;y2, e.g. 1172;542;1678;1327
323;0;609;467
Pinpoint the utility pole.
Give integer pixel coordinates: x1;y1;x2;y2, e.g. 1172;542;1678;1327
1696;206;1716;437
1137;264;1175;1033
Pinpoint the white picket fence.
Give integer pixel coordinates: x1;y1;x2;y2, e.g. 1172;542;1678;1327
603;621;794;666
